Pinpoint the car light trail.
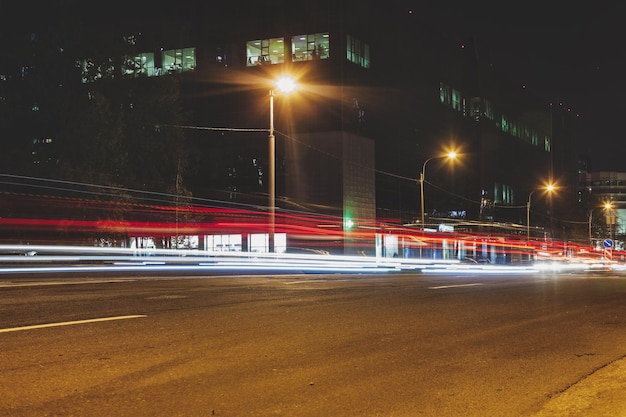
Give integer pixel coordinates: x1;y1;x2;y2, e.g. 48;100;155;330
422;265;539;274
0;244;621;275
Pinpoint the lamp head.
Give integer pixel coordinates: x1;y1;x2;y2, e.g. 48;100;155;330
275;76;297;94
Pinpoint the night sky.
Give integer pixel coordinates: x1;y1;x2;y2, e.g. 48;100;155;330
417;1;626;171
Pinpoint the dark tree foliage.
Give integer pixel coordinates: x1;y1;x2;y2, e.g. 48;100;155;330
121;77;189;196
49;74;192;243
51;69;191;189
56;90;126;186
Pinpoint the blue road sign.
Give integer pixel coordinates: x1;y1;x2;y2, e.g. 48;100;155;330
603;239;614;248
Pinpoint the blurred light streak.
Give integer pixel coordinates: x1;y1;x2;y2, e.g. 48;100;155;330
422;265;539;274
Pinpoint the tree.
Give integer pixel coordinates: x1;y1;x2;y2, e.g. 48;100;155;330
122;77;190;197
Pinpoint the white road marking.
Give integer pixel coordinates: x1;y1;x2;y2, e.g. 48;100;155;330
0;315;147;333
428;283;484;290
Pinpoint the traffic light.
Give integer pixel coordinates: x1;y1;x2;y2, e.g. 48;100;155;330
344;216;354;231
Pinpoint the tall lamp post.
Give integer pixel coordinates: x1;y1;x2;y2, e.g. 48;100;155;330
604;201;616;241
268;76;296;253
526;183;555;241
420;151;457;230
588;208;595;248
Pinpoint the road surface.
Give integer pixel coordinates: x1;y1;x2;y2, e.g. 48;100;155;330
1;271;626;416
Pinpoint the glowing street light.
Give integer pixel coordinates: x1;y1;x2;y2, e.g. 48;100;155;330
420;151;458;230
604;201;616;241
589;201;614;246
268;76;297;252
526;183;556;241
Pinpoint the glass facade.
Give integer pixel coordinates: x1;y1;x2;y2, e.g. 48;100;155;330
80;48;196;81
291;33;330;61
346;35;370;68
246;38;285;66
162;48;196;73
123;52;155;77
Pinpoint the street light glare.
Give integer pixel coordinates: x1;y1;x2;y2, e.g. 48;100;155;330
447;151;457;160
527;182;558;242
275;76;297;94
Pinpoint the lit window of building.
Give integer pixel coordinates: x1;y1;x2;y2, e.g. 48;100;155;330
292;33;329;61
123;52;156;77
162;47;196;73
346;35;369;68
246;38;285;66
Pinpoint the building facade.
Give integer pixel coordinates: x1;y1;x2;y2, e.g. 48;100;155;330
579;171;626;249
0;1;581;253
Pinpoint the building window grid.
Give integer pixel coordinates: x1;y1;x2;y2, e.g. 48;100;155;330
346;35;370;68
483;99;494;120
439;83;451;105
494;183;515;205
246;38;285;66
79;47;196;82
123;52;156;77
292;33;329;61
439;84;547;152
162;47;196;73
544;136;551;152
468;98;494;120
451;89;462;111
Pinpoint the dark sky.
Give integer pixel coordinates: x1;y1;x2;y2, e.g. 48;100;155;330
417;1;626;171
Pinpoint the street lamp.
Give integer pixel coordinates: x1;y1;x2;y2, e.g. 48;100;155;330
589;208;595;248
589;202;614;247
420;151;457;230
604;201;616;241
268;76;297;253
526;183;555;241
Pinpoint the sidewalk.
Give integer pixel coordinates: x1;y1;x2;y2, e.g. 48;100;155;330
532;357;626;416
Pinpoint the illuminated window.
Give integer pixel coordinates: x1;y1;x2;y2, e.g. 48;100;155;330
467;97;493;121
77;58;115;83
162;47;196;73
544;136;551;152
439;83;451;105
494;183;514;205
206;234;242;252
468;97;480;120
123;52;155;77
483;100;492;119
291;33;329;61
451;89;462;111
501;115;509;134
246;38;285;66
346;35;370;68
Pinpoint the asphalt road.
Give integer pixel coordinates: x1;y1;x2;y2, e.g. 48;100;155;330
1;271;626;416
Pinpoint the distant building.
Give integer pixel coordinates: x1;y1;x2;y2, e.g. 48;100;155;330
579;171;626;248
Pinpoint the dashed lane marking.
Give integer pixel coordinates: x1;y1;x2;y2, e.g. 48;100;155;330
0;315;147;333
428;283;484;290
